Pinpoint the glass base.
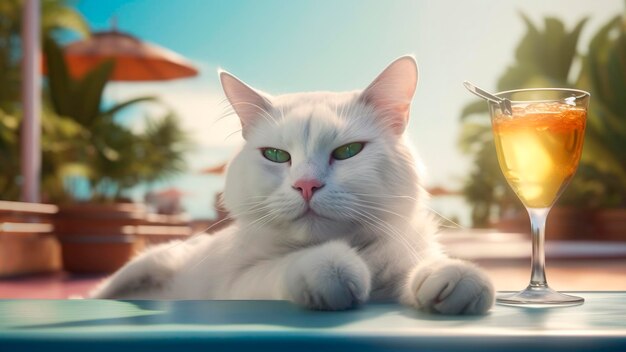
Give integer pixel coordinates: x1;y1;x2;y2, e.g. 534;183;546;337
497;285;584;307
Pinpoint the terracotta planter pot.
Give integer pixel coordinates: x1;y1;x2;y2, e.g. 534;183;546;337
54;203;146;273
593;209;626;241
0;201;61;277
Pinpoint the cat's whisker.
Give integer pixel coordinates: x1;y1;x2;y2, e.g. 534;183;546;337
340;204;413;248
148;196;275;258
238;208;280;231
243;195;273;199
329;192;417;227
342;206;422;262
232;198;269;207
350;203;426;249
217;102;235;113
138;214;236;256
217;97;233;106
224;128;243;141
193;216;235;235
245;211;282;235
234;204;275;213
231;205;268;214
223;117;278;141
349;192;417;200
358;204;431;246
151;198;274;256
424;206;465;229
214;109;238;124
231;204;274;218
350;200;411;221
187;209;282;271
228;101;279;127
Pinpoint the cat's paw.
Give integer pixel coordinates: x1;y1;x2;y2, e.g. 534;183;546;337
285;241;371;311
406;258;494;315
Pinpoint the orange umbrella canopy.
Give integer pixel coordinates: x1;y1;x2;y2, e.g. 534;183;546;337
61;30;199;81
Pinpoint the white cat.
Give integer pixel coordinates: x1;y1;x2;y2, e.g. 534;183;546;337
91;56;494;315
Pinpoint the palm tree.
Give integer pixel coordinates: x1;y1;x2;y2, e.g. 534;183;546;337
44;36;190;202
90;113;189;201
578;14;626;208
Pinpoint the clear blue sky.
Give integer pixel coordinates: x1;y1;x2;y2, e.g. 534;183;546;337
72;0;624;221
75;0;444;91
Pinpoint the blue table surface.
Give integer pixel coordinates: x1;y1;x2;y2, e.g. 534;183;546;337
1;292;625;351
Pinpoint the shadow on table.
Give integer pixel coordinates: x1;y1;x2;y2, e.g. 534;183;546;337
8;300;402;330
16;298;604;332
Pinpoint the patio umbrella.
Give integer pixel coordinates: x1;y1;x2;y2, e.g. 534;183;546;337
52;29;199;81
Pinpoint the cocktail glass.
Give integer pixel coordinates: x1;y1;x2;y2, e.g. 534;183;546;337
488;88;590;306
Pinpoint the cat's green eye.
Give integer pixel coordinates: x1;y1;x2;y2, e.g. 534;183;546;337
331;142;364;160
261;148;291;163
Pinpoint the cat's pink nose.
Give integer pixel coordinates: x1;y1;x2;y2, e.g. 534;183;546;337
292;178;324;201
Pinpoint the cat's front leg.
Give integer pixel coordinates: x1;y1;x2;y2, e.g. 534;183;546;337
401;257;495;315
283;241;371;311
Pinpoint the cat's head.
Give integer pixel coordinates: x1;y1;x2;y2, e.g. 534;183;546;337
220;56;422;241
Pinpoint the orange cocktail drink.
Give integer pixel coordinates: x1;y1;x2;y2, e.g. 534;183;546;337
492;103;586;208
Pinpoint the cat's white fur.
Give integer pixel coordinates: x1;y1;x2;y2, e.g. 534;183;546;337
91;56;494;315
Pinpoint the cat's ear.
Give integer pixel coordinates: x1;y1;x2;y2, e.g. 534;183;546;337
360;56;418;135
219;70;273;139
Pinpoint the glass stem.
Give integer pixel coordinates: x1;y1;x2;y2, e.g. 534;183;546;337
527;207;550;287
